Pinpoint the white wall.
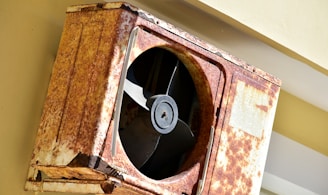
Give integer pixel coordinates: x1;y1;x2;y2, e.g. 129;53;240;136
263;132;328;194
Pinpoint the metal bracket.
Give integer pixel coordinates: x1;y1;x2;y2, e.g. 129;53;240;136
111;27;139;156
196;126;215;195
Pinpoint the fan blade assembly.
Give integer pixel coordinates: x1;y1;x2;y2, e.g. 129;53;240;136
119;48;198;179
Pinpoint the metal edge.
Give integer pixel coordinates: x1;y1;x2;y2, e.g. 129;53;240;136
117;2;282;86
66;2;281;86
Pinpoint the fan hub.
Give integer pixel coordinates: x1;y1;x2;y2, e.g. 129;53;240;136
148;95;178;134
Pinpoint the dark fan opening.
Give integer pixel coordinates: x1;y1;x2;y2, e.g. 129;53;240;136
119;47;200;180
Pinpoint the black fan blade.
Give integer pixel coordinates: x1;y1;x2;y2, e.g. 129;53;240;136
166;63;196;122
119;113;160;169
140;119;195;179
124;78;151;110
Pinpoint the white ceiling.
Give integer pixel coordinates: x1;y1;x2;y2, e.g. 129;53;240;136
119;0;328;112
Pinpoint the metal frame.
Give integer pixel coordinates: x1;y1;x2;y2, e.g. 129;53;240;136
25;2;281;194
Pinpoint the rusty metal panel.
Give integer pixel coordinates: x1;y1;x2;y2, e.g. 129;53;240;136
207;72;280;194
26;2;281;195
26;2;139;184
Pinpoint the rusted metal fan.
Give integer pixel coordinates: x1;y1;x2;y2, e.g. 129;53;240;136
25;2;281;195
120;48;197;179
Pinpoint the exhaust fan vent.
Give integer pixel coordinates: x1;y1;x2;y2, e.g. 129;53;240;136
25;2;281;195
119;48;199;180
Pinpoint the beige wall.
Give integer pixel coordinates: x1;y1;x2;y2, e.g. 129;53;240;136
0;1;98;194
187;0;328;74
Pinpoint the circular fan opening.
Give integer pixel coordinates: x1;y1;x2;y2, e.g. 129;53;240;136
119;47;205;180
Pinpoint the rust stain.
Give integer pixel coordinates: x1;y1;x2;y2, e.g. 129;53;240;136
256;104;269;112
209;127;256;194
101;181;115;194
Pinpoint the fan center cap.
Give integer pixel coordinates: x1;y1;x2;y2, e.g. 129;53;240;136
148;95;178;134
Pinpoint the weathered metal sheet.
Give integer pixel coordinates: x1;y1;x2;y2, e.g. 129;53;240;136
26;2;281;195
207;72;280;194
